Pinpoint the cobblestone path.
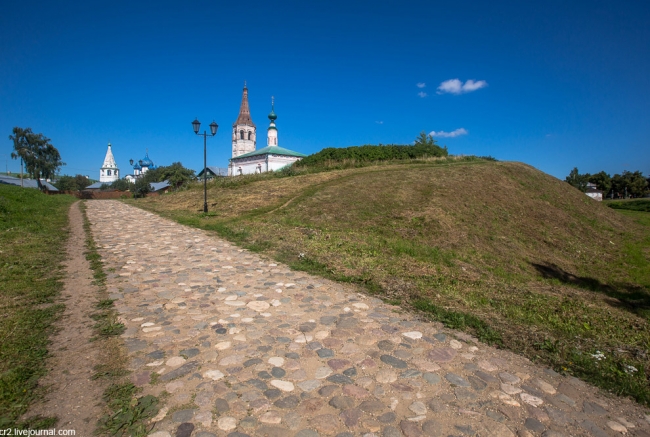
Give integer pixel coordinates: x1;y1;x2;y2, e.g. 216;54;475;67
86;201;649;437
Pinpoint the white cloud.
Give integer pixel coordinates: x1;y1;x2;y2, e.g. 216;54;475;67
461;79;487;92
375;121;384;124
429;128;468;138
418;91;428;98
437;78;487;95
416;82;426;88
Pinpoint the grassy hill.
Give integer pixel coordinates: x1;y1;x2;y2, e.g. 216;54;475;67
132;159;650;405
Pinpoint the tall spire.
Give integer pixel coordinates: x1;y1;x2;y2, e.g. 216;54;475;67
102;142;117;168
234;82;255;127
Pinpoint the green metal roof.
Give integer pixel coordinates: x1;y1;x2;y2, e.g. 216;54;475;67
232;145;307;159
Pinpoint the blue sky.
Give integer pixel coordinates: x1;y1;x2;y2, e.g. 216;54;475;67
1;0;648;180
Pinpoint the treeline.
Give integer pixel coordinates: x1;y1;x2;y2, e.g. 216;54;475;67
295;131;449;168
565;167;649;198
54;162;196;198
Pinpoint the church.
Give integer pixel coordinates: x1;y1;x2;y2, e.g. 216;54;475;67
124;151;157;183
228;84;306;176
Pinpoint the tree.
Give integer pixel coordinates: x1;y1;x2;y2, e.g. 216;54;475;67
9;127;64;189
133;178;151;198
413;131;448;157
54;174;91;191
140;162;195;189
623;170;648;198
74;175;91;190
110;179;134;191
54;175;77;191
565;167;589;192
610;171;648;198
588;171;612;194
157;162;196;188
611;173;626;198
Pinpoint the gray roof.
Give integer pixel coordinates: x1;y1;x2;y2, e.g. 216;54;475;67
0;175;58;191
86;180;170;192
150;180;171;191
197;166;227;177
85;182;105;189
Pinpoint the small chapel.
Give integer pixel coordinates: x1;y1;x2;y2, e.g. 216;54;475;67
228;84;306;176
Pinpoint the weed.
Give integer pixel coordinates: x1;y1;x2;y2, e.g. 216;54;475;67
96;384;159;437
97;299;116;309
412;299;503;345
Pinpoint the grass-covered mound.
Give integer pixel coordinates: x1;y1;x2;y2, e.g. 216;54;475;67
132;160;650;406
0;186;76;426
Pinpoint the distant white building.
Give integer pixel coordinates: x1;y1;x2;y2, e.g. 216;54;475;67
99;143;119;183
228;87;306;176
585;182;603;201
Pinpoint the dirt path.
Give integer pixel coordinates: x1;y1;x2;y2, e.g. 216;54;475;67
25;201;105;435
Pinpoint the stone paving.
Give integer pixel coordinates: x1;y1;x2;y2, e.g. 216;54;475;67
86;200;650;437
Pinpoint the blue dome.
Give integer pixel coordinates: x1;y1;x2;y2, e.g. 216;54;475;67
140;152;154;167
133;162;142;170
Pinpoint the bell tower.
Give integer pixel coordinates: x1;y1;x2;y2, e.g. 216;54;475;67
232;82;256;158
99;142;119;183
267;96;278;147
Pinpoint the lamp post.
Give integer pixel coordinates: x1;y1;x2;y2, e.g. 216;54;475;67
129;159;145;179
192;119;218;213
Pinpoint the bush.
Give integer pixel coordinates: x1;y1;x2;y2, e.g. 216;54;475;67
295;132;448;168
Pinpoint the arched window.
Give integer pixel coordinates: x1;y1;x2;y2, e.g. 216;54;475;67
107;170;111;176
115;170;118;176
248;131;252;140
240;130;244;139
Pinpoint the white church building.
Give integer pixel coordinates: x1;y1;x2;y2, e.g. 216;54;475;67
99;143;119;183
228;85;306;176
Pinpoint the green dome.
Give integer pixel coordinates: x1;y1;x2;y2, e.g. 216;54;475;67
268;109;277;121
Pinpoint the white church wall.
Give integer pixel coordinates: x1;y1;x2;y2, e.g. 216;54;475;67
268;156;300;171
229;155;302;176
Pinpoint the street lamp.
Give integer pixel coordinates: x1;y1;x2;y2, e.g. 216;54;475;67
129;159;145;178
192;118;218;213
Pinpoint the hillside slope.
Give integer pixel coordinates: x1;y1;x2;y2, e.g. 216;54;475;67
134;160;650;404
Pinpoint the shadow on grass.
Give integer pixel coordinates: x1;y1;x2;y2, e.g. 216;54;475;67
531;262;650;318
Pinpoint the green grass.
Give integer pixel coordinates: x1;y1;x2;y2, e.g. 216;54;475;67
130;160;650;406
96;384;159;437
0;185;76;427
606;199;650;212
